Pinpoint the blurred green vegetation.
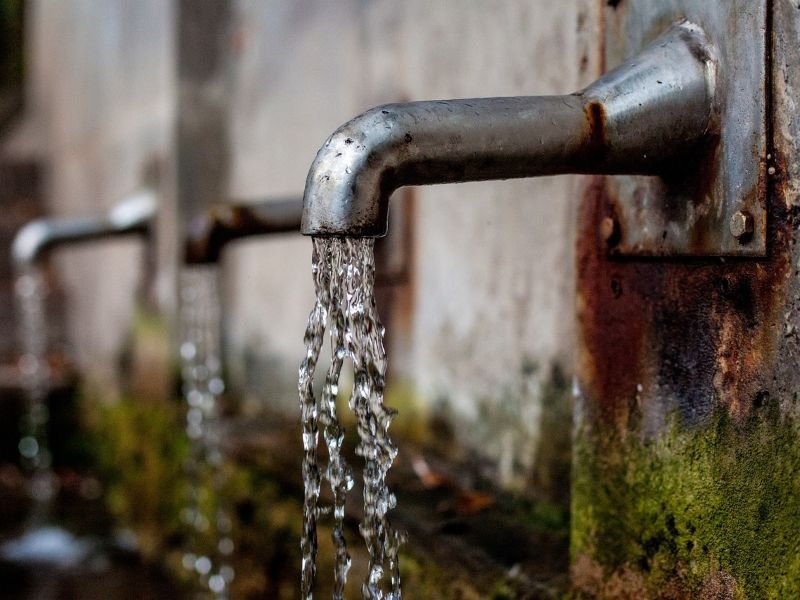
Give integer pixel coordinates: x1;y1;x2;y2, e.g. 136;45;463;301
75;365;572;598
572;401;800;598
86;394;188;558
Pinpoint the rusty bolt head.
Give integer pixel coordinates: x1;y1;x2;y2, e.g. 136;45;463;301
729;211;754;241
600;216;620;245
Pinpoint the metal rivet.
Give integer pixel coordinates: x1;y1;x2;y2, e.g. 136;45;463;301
600;216;620;245
729;211;754;241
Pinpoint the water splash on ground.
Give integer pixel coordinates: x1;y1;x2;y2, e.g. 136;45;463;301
299;237;402;599
179;266;235;599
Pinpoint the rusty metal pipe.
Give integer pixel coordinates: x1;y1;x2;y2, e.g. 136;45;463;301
183;197;303;264
302;22;716;237
11;189;157;269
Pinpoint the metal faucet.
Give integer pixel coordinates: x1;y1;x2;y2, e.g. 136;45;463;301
301;23;715;237
11;189;157;269
183;197;303;265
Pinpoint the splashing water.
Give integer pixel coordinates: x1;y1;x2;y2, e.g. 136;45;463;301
179;266;235;599
14;268;57;515
299;237;403;599
5;268;104;569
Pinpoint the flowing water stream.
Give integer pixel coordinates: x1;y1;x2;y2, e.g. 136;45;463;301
299;237;403;599
1;267;99;570
13;267;57;517
179;266;235;599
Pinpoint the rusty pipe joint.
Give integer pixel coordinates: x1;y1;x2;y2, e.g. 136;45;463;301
301;22;716;237
11;189;157;269
183;198;303;264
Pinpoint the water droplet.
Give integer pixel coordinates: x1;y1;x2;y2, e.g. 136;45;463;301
182;553;197;570
187;408;203;427
208;377;225;395
187;389;203;407
218;537;234;555
220;564;235;582
208;574;226;593
19;436;38;459
180;342;197;360
195;555;212;575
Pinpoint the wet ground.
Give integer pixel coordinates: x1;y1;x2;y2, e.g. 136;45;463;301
0;388;570;599
226;412;571;598
0;550;181;600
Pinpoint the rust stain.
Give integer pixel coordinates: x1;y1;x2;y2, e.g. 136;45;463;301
184;202;301;264
577;159;792;429
584;101;609;164
184;205;252;264
578;178;651;427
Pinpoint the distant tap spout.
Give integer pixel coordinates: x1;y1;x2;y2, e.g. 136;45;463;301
183;197;303;264
302;22;716;237
11;189;157;269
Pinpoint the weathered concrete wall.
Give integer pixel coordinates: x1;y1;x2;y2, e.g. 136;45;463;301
25;1;597;483
26;0;174;390
224;1;599;486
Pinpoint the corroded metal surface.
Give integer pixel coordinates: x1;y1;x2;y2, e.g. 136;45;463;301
576;0;778;429
570;5;800;592
183;198;303;264
301;25;715;237
576;0;793;426
603;0;769;257
577;174;791;433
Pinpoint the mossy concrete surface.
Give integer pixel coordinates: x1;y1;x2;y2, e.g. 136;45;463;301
571;405;800;599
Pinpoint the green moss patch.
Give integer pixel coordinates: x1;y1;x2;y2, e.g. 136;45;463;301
572;405;800;598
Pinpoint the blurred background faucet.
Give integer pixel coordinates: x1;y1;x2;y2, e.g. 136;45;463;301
12;189;157;271
183;197;303;265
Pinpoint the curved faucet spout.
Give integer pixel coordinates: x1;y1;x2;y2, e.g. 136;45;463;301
12;189;157;269
184;197;303;264
302;22;715;237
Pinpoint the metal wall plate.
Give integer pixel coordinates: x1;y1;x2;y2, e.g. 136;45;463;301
603;0;768;257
